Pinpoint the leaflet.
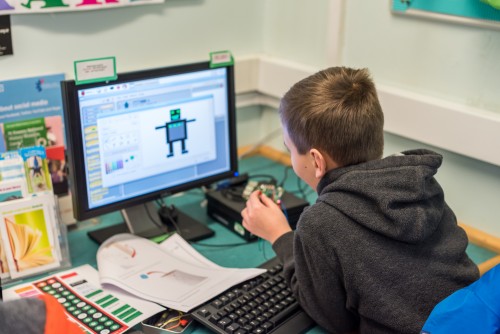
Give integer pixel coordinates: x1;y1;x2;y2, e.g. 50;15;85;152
0;194;61;279
97;233;266;312
3;264;165;334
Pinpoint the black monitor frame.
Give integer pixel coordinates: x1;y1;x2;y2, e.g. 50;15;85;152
62;61;238;243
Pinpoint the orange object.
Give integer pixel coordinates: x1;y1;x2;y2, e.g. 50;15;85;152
39;294;84;334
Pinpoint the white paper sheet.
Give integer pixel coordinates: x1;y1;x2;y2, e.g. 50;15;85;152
97;233;265;312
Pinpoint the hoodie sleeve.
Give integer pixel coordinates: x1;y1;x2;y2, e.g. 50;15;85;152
0;295;84;334
0;298;47;334
273;227;358;333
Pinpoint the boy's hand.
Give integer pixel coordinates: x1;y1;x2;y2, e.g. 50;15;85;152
241;190;292;244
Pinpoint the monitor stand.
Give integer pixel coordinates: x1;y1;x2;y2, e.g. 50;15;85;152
87;201;214;245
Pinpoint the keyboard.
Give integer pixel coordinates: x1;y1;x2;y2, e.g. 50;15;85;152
191;257;315;334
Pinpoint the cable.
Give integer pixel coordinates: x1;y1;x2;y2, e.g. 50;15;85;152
144;202;169;234
279;165;292;187
156;197;183;237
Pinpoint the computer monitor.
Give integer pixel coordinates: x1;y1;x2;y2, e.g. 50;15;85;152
61;61;238;244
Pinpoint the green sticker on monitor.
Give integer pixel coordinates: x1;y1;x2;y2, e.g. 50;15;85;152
74;57;117;85
209;50;234;68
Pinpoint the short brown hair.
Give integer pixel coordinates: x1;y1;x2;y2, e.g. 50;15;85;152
279;67;384;167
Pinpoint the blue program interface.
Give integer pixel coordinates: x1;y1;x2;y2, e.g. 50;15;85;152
76;68;232;209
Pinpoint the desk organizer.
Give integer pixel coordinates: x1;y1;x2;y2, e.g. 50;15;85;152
142;309;194;334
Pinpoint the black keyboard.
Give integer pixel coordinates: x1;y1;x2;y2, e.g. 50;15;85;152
191;257;315;334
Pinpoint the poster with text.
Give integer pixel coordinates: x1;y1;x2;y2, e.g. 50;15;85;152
0;74;68;194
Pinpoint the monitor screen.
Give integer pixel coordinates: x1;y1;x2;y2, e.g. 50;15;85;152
62;62;238;241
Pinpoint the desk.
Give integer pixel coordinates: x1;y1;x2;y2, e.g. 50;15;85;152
66;155;492;334
67;155;326;334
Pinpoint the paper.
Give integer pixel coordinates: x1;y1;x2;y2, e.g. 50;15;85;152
0;193;60;279
0;152;25;181
0;15;13;56
75;57;117;85
0;74;69;195
18;146;53;194
97;233;266;312
3;264;165;334
0;178;27;202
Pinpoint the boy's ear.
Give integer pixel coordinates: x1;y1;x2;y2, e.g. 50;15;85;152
309;148;328;179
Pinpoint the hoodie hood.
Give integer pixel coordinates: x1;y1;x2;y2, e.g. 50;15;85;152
316;149;446;244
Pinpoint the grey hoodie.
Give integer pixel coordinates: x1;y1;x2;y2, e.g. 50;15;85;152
273;149;479;334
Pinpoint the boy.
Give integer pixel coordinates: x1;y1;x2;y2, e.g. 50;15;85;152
241;67;479;334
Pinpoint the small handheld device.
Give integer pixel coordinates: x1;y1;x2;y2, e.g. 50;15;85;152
242;181;284;204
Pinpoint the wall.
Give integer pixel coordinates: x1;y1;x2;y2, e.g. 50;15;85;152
1;0;265;81
341;0;500;236
343;0;500;113
254;0;500;237
262;0;332;68
2;0;500;237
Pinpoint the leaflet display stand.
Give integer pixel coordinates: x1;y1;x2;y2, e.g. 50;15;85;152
0;147;71;285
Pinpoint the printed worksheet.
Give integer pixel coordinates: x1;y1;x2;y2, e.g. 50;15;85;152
3;265;165;334
97;233;266;312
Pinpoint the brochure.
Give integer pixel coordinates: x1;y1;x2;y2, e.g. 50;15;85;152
0;235;9;279
0;178;27;202
0;151;25;182
3;264;165;334
0;74;68;194
18;146;53;194
0;193;61;279
97;233;266;312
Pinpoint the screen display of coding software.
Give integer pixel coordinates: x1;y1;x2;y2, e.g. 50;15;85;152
76;67;232;210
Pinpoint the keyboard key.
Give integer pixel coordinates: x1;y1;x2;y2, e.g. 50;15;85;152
217;317;232;329
197;308;211;317
209;314;221;325
237;317;249;326
212;299;224;308
262;321;274;331
226;323;240;334
269;303;300;326
234;329;247;334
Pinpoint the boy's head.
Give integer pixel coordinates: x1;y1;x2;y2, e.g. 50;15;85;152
279;67;384;168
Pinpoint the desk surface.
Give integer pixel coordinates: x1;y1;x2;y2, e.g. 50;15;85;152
67;155;326;334
66;155;493;334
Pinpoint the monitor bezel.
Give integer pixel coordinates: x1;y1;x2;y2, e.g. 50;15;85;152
62;61;238;221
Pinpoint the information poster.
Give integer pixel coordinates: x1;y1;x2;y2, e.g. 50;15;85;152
0;15;13;56
0;74;68;194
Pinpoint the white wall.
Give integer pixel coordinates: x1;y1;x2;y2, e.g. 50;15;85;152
1;0;265;80
262;0;332;67
2;0;500;237
340;1;500;236
255;0;500;237
343;0;500;113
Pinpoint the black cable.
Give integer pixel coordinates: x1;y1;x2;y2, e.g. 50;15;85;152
279;165;292;187
144;202;169;233
156;197;183;237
